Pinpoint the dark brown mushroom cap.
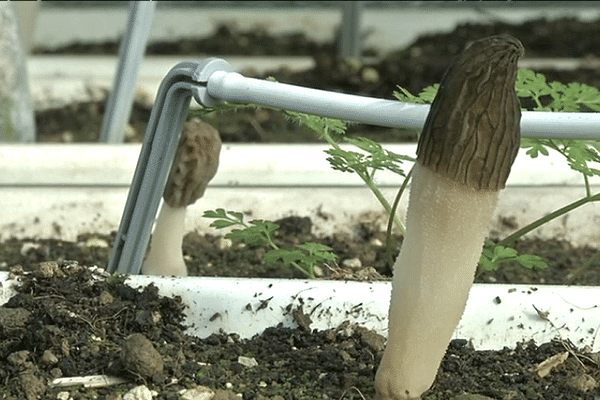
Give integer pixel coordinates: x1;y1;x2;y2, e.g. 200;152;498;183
163;119;222;208
416;34;524;191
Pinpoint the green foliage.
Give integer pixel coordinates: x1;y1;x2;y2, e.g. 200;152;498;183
264;243;338;273
479;240;547;272
517;68;600;112
203;208;337;278
325;136;414;179
283;110;347;138
393;84;439;104
516;69;600;183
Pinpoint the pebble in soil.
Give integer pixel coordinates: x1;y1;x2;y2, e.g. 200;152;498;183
0;261;599;399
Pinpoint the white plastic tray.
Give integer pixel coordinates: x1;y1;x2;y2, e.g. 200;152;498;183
1;272;598;351
1;144;599;247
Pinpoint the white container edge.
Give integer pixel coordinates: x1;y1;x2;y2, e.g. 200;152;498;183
1;272;598;352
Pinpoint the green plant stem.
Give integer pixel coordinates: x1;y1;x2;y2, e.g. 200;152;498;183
498;191;600;247
321;127;406;233
583;173;591;198
385;165;414;267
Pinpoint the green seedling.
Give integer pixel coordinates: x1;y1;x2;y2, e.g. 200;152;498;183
203;208;337;278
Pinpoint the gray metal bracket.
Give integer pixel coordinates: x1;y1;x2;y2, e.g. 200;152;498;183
107;58;232;275
108;56;600;275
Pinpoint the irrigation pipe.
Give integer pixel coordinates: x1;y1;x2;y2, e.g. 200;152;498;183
200;66;600;141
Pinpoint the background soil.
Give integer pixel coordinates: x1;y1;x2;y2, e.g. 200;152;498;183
2;15;600;400
34;17;600;144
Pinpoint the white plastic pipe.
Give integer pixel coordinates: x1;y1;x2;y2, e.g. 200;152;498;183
205;70;600;140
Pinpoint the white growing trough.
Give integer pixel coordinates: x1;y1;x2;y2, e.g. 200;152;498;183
1;57;600;353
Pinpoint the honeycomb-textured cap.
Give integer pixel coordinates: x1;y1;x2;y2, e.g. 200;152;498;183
416;34;524;191
163;119;222;207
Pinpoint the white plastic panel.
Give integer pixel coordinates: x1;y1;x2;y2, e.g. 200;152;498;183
1;272;598;351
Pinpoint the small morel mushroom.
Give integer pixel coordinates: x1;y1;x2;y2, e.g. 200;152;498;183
142;119;222;276
375;35;524;400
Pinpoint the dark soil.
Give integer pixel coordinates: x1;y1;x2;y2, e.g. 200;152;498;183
2;217;600;286
5;15;600;400
1;261;599;400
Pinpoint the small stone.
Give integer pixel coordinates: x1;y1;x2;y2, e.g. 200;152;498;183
40;350;59;366
534;351;569;378
567;373;597;392
9;265;24;278
180;385;214;400
8;350;30;366
0;308;31;331
213;389;241;400
19;242;40;256
123;385;156;400
453;395;494;400
237;356;258;368
50;368;62;379
361;67;380;83
217;237;233;250
369;238;384;247
85;237;109;248
122;333;164;378
97;291;114;305
338;349;353;361
356;326;386;352
342;257;362;269
35;261;64;279
125;124;137;140
19;371;47;400
56;391;70;400
312;265;324;277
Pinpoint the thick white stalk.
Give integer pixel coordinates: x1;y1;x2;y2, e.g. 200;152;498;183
375;163;499;399
141;201;188;276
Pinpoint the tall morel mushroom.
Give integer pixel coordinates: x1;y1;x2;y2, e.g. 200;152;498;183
142;118;222;276
375;35;524;400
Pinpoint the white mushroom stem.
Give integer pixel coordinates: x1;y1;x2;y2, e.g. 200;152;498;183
142;119;221;276
375;35;524;400
375;163;498;398
141;201;188;276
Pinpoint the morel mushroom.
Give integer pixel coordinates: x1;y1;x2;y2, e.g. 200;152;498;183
142;119;222;276
375;35;523;400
